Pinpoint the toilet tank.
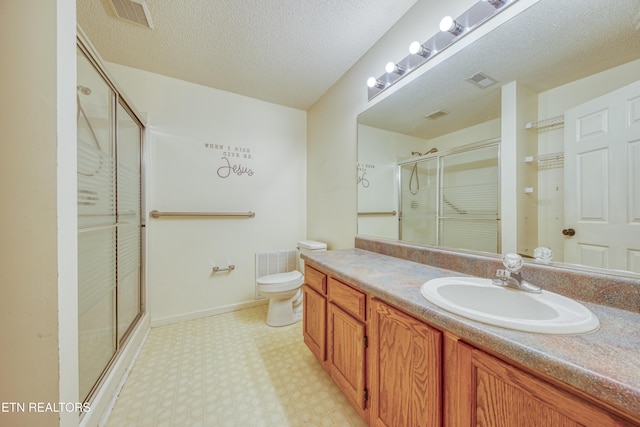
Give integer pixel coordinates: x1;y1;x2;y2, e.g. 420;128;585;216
297;240;327;273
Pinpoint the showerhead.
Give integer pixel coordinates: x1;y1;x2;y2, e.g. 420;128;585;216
77;85;92;95
427;147;438;154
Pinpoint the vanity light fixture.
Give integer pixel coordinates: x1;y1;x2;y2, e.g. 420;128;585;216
366;0;518;101
385;62;407;75
367;77;386;89
409;41;431;58
439;16;465;36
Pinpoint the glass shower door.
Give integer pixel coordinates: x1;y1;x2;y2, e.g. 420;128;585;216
399;158;438;244
439;144;500;253
77;47;117;401
116;101;142;342
77;45;144;403
398;143;500;253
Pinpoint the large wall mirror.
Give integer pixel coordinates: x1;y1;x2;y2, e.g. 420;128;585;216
357;0;640;276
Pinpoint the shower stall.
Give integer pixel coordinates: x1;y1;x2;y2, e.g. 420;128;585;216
399;141;500;253
77;38;145;403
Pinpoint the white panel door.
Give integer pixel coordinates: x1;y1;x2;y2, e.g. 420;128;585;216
564;79;640;272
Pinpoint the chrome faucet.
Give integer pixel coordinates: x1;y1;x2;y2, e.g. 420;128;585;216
492;253;542;293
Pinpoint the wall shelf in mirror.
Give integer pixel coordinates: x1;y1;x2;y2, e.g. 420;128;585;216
525;114;565;132
524;152;564;170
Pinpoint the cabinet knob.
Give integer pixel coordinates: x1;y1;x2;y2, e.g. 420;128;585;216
562;228;576;236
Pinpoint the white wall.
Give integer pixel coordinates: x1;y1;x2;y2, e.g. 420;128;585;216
106;64;307;325
357;124;430;239
427;119;501;150
0;1;78;427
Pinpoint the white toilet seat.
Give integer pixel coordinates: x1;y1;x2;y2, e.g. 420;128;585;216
257;271;303;292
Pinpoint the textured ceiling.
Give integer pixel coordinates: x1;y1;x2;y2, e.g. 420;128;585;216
77;0;417;110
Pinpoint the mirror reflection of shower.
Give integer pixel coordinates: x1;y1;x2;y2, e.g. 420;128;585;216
401;150;438;245
409;148;438;195
399;142;499;253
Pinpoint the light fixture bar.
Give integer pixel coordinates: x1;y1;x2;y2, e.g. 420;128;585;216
366;0;518;101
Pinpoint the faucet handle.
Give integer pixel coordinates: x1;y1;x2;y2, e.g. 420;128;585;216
495;269;511;279
502;253;524;273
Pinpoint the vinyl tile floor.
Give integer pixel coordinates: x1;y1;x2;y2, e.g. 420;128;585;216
104;305;368;426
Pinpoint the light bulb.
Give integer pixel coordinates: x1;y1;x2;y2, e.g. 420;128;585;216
439;16;464;36
409;41;431;58
367;77;385;89
439;16;454;32
408;41;421;55
385;62;395;73
385;62;406;75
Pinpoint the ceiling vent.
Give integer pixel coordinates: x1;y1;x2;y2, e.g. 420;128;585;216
424;110;449;120
466;72;498;89
109;0;154;29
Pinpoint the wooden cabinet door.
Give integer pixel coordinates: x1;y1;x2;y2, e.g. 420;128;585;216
370;299;442;427
303;285;326;364
328;302;367;417
448;337;635;427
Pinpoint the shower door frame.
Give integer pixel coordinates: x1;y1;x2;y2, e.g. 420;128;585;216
398;138;501;252
77;31;147;405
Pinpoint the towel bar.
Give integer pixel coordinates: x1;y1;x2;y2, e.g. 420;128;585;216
212;265;235;273
150;210;255;218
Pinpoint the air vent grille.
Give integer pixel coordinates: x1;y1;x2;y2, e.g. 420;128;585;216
109;0;154;28
424;110;449;120
466;72;498;89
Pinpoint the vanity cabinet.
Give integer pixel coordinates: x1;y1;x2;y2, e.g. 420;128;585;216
327;277;368;421
302;262;639;427
369;299;442;427
444;333;635;427
302;265;327;365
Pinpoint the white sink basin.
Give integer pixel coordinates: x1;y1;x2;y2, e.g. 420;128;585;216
420;277;600;334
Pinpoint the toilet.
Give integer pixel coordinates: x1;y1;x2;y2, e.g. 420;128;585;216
257;240;327;326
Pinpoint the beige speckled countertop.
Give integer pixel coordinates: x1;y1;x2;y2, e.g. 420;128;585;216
303;248;640;422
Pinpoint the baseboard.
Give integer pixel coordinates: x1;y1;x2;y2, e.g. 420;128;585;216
150;299;268;327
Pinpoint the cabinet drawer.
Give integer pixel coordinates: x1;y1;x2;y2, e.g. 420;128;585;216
305;265;327;294
328;277;366;321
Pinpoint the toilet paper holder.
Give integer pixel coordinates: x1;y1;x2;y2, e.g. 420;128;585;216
212;265;235;273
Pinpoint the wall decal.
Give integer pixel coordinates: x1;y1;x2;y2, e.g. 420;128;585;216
358;163;374;188
205;143;255;178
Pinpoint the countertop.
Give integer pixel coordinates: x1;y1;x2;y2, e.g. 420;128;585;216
303;248;640;421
